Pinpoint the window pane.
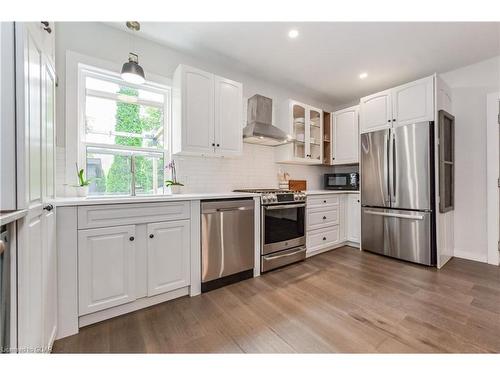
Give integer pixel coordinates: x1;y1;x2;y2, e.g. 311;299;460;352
85;95;164;149
86;76;164;104
134;154;165;196
86;150;132;196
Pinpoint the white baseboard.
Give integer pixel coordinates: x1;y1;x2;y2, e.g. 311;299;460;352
453;249;488;263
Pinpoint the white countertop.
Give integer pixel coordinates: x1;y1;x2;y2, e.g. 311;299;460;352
52;192;260;207
0;209;28;226
306;190;360;195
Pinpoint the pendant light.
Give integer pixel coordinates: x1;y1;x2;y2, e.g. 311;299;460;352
121;21;145;84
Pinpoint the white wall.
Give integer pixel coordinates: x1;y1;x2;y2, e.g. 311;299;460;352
441;55;500;263
54;22;337;194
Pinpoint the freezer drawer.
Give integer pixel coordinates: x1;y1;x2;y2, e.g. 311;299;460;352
361;207;434;265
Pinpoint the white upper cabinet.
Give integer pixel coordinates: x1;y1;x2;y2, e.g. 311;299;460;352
214;75;243;156
359;89;392;133
391;76;434;127
147;220;190;297
172;64;243;157
360;75;435;134
275;100;323;165
332;105;359;165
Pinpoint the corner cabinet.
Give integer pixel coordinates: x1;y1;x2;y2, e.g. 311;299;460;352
360;76;434;133
172;64;243;157
331;105;359;165
347;193;361;243
275;100;323;165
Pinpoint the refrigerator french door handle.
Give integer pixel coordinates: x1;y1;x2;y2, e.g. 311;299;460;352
392;131;397;205
388;128;395;205
364;210;425;220
384;130;391;205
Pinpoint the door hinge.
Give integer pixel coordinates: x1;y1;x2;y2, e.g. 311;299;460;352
498;177;500;188
497;113;500;125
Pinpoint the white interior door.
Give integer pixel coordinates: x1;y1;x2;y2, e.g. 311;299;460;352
214;75;242;156
147;220;190;297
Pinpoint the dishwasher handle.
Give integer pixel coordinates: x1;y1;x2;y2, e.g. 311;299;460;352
202;206;254;214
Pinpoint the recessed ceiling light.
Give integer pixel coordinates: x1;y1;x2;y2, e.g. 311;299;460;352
288;29;299;39
359;72;368;79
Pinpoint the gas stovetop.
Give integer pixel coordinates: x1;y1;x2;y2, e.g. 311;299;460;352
234;189;306;205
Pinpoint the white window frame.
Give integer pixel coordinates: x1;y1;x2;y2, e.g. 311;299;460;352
71;55;171;196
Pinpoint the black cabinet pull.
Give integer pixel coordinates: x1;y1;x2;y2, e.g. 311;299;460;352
129;236;135;241
43;204;54;211
149;234;154;239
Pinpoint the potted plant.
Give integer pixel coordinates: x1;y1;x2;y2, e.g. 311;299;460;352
75;164;91;197
165;160;184;194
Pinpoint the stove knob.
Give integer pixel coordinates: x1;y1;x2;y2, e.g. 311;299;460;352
262;195;268;204
272;194;277;202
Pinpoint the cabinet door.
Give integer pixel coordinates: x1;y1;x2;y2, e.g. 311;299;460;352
179;65;214;154
78;225;136;315
392;76;434;127
147;220;190;297
42;207;57;349
308;106;323;163
214;75;243;156
291;101;307;160
359;89;392;133
333;106;359;164
347;194;361;243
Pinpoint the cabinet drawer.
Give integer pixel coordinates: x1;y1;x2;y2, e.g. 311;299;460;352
78;201;190;229
307;225;340;250
307;195;340;208
307;206;339;230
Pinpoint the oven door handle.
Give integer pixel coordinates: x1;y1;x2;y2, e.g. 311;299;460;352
264;203;306;210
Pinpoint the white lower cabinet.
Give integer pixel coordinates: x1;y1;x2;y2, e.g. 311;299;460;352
77;205;192;317
306;193;360;256
78;225;136;315
347;194;361;243
147;220;190;297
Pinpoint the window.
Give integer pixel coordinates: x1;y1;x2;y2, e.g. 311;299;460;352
79;67;170;196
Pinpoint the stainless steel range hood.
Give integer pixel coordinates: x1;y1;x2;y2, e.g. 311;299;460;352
243;94;289;146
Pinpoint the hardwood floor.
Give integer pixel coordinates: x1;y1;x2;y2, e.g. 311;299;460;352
52;246;500;353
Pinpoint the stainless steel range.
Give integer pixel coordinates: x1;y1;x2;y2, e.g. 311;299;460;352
234;189;306;272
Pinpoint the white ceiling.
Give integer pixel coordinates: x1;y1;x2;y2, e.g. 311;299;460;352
110;22;500;106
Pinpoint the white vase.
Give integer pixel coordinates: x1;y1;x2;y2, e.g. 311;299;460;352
76;185;89;197
170;185;183;194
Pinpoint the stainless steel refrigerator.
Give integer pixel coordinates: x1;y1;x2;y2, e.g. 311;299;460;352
360;122;436;266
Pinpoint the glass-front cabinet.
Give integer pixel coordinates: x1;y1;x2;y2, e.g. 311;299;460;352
275;99;323;164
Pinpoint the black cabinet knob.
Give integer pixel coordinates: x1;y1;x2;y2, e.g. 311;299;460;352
323;200;327;203
216;144;220;147
149;234;154;239
393;119;396;122
323;216;327;220
129;236;135;241
212;143;215;147
388;119;391;123
43;204;54;211
357;200;360;203
323;237;326;241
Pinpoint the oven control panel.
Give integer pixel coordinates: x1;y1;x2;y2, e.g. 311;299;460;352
261;191;306;205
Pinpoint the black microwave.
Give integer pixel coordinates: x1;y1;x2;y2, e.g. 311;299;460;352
324;173;359;190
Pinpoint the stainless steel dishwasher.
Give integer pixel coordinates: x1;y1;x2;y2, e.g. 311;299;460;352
201;199;255;292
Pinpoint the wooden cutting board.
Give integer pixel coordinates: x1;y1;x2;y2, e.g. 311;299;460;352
288;180;307;191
